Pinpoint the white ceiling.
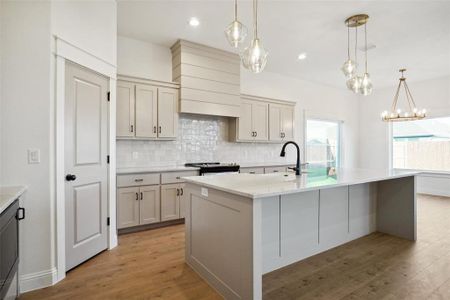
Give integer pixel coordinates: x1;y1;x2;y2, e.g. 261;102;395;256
118;0;450;89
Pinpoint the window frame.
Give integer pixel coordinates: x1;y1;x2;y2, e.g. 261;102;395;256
304;117;343;168
389;115;450;174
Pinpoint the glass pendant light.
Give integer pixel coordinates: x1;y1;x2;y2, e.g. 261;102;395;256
341;25;357;78
346;24;361;93
358;23;373;95
224;0;247;48
241;0;268;73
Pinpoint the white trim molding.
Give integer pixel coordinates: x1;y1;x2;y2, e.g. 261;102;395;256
20;268;58;293
53;35;117;285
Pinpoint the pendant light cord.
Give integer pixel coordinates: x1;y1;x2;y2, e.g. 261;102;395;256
234;0;237;21
364;23;368;73
254;0;258;38
354;25;358;65
347;25;350;60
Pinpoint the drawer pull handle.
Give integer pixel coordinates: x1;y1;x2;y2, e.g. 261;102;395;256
16;207;25;220
176;176;181;179
249;171;255;174
134;179;144;182
135;193;139;201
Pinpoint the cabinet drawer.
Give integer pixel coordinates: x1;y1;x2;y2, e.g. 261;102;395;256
161;171;199;184
264;166;287;173
240;167;264;174
117;173;160;187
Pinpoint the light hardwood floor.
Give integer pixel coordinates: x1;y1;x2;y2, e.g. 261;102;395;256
21;194;450;300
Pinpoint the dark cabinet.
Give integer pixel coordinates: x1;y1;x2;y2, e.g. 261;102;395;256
0;200;21;299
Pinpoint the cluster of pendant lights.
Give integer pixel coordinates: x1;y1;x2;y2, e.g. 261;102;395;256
341;14;373;96
224;0;268;73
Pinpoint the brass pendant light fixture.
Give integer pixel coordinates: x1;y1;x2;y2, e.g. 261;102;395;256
342;14;373;95
381;69;426;122
224;0;248;48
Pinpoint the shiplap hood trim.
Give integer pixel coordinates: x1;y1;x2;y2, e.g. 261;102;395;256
171;39;241;117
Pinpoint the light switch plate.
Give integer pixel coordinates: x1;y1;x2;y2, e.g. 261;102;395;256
201;187;208;197
28;149;40;164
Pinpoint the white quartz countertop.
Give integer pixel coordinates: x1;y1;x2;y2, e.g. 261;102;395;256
184;168;420;199
117;166;200;174
116;162;294;175
0;186;27;214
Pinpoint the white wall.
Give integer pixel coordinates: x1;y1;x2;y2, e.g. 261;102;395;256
359;76;450;195
1;0;54;290
117;35;172;81
1;0;117;292
117;36;361;168
51;0;117;66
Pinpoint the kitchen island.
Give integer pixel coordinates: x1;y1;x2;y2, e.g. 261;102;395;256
183;168;418;300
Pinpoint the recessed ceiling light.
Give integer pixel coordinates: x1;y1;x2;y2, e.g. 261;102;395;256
188;17;200;27
297;52;307;60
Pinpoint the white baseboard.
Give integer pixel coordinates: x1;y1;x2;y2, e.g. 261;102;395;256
20;267;58;293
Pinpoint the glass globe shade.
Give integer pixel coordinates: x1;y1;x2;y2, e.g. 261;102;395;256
346;75;362;93
358;73;373;96
341;59;357;78
225;20;248;48
241;38;268;73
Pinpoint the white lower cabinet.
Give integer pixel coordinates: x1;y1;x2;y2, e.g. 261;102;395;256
140;185;161;225
117;187;140;229
117;185;161;229
161;183;184;221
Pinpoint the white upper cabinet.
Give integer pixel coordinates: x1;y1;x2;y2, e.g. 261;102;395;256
157;87;178;138
116;76;179;140
231;95;295;143
135;84;158;138
269;104;295;141
116;81;135;138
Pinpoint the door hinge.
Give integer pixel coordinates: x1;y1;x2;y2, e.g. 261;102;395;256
107;91;110;102
107;155;110;164
107;217;110;226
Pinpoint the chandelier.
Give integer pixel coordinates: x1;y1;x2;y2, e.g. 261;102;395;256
381;69;426;122
341;14;373;95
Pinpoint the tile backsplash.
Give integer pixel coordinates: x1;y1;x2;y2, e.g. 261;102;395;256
117;114;294;168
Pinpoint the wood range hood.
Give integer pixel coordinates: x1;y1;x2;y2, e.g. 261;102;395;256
171;39;241;118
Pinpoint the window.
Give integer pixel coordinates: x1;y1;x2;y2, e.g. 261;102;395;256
306;119;341;169
392;116;450;172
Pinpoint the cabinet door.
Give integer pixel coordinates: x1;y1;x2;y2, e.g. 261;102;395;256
139;185;161;225
281;106;294;140
116;81;135;137
252;102;269;141
157;87;178;138
161;184;181;221
135;84;158;138
179;184;187;219
117;187;139;229
238;101;254;140
269;104;282;141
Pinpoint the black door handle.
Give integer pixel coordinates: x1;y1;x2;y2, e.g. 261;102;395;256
16;207;25;220
66;174;77;181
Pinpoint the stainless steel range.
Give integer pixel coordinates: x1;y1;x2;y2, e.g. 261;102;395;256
185;162;240;176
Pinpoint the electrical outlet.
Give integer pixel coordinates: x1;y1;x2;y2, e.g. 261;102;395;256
28;149;40;164
201;187;208;197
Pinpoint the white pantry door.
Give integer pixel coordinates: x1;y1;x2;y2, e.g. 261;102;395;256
65;62;109;271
